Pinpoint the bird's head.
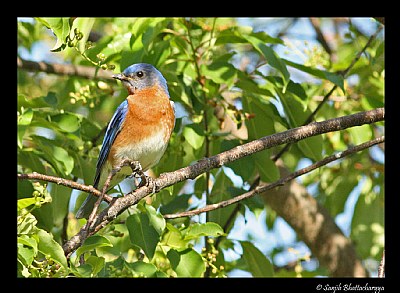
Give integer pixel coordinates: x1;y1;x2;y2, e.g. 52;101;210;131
112;63;168;95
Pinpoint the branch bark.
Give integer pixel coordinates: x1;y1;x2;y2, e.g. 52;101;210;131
17;57;114;80
17;172;113;203
309;18;333;56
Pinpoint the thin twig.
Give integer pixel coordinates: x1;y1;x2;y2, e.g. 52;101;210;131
309;18;333;55
17;172;113;203
164;136;384;219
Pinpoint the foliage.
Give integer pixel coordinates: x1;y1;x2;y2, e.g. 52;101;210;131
17;17;384;278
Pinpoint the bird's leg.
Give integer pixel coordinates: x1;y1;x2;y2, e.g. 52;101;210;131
125;160;143;184
123;159;156;193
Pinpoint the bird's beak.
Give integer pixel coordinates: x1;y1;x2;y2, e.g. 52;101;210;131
112;73;128;81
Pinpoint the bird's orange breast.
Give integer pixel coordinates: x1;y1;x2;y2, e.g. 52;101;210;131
107;85;175;168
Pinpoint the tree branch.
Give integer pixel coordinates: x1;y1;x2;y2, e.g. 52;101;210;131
17;172;113;203
309;18;333;56
17;57;114;80
164;136;384;219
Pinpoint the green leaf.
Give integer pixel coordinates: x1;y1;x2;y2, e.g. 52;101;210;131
126;210;162;260
216;26;283;46
351;178;384;259
144;203;166;235
53;146;74;175
200;53;237;88
18;108;33;126
17;243;35;267
18;234;38;253
36;229;68;270
250;31;284;45
125;261;158;277
283;58;345;92
17;198;37;211
75;235;113;259
18;148;46;174
51;112;81;133
236;73;274;97
17;213;38;235
348;124;373;145
241;241;274;277
161;223;189;249
44;91;58;106
48;184;72;227
220;140;255;183
17;108;34;148
254;150;280;182
85;255;106;277
242;94;276;140
276;87;323;161
159;194;192;215
18;93;52;109
208;168;241;231
241;94;280;181
244;35;290;87
215;28;247;45
36;17;71;52
70;263;93;277
184;222;225;240
70;17;95;52
31;136;75;176
183;124;205;150
167;248;206;277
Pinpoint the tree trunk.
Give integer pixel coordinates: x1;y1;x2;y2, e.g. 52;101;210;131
261;160;368;277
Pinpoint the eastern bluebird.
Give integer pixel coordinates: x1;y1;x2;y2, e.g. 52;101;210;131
76;63;175;219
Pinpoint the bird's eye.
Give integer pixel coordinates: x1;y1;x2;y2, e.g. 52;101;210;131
137;71;144;78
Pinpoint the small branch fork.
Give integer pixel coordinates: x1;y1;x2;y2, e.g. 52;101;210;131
17;108;384;257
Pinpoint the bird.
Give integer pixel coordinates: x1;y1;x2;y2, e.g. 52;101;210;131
75;63;175;219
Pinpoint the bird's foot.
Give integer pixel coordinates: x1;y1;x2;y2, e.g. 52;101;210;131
120;159;156;193
137;174;156;193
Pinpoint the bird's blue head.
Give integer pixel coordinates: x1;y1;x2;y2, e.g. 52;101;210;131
112;63;169;96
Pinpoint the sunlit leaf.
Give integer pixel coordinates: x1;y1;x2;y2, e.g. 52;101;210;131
283;58;344;92
36;17;71;52
167;248;206;277
75;235;113;260
183;124;205;150
37;229;68;270
183;222;225;240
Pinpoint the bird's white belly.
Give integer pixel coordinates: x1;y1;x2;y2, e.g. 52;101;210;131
115;130;168;171
97;129;169;190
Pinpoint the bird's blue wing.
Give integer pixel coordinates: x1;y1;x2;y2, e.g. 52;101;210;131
76;99;128;219
93;99;129;188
